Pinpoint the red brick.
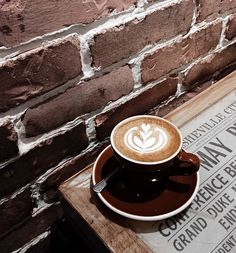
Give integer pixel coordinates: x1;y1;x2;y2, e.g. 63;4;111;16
22;65;134;137
0;187;34;236
23;233;51;253
150;80;213;117
42;190;59;204
0;0;136;47
0;121;88;197
0;36;81;112
95;77;178;140
40;142;108;194
0;120;19;162
91;0;194;68
141;20;222;84
0;204;62;253
225;14;236;40
183;42;236;87
197;0;236;22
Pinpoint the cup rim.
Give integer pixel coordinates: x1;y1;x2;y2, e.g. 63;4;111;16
110;115;183;165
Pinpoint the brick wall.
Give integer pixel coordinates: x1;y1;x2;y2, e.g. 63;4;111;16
0;0;236;252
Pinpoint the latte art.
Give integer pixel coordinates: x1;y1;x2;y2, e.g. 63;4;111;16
111;116;182;164
124;124;168;153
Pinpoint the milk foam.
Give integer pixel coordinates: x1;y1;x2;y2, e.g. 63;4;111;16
124;123;168;153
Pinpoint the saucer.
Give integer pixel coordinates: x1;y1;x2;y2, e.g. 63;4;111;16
92;145;199;221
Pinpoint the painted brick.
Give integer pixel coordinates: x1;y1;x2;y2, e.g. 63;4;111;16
0;0;136;47
225;14;236;40
22;65;134;137
183;42;236;87
0;187;34;237
0;121;88;197
0;204;62;253
0;120;19;162
0;36;81;112
95;77;178;140
91;0;194;68
141;20;222;84
197;0;236;22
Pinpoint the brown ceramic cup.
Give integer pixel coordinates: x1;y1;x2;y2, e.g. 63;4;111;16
110;115;199;189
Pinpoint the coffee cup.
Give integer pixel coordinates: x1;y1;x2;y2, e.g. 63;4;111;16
110;115;199;190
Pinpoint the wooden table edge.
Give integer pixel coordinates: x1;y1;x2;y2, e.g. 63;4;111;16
59;70;236;253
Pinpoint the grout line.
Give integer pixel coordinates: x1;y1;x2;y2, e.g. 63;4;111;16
130;59;142;89
79;35;94;78
190;0;198;27
13;231;50;253
218;15;229;48
86;117;97;142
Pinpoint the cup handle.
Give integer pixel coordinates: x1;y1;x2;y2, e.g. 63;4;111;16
171;149;200;176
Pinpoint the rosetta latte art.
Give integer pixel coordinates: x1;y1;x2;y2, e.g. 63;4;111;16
124;123;168;153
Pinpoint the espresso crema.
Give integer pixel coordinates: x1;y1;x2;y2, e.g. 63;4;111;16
111;116;182;164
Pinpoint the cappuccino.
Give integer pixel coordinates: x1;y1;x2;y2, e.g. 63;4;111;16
111;116;182;164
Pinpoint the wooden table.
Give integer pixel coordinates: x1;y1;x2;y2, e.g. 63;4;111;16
59;71;236;253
